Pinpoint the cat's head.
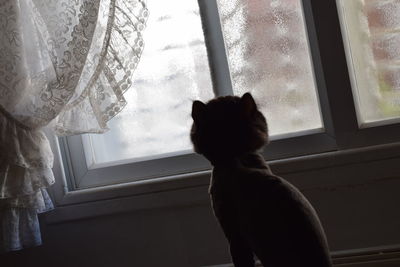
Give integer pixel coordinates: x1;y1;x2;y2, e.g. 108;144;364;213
190;92;268;163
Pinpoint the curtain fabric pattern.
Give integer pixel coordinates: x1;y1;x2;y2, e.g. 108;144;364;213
0;0;147;252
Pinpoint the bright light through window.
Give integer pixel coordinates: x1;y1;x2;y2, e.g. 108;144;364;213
83;0;213;167
217;0;323;136
338;0;400;126
82;0;324;168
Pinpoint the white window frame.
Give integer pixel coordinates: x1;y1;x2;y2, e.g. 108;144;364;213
48;0;400;210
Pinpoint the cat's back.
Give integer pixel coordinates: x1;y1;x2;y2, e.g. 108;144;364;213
210;162;287;222
234;167;331;266
210;160;332;267
229;165;319;227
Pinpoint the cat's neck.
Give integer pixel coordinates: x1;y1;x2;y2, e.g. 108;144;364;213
211;152;269;170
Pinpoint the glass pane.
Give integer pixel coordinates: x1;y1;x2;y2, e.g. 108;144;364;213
216;0;323;136
338;0;400;126
83;0;213;166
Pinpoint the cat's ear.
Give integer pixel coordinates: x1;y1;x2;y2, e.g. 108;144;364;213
192;100;207;123
240;92;257;117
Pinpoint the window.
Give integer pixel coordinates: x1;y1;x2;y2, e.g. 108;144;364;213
217;0;322;136
62;0;214;189
337;0;400;127
58;0;400;191
83;0;214;166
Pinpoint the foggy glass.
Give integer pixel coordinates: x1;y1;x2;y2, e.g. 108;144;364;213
338;0;400;126
83;0;213;165
217;0;323;135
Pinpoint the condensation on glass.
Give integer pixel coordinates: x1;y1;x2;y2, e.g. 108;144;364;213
216;0;323;136
83;0;213;166
338;0;400;126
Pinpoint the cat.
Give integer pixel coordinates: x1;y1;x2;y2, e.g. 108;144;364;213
190;92;332;267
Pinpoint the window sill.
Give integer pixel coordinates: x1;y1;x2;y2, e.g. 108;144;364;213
46;138;400;224
45;171;212;224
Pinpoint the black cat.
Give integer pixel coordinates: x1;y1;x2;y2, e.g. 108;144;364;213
191;93;332;267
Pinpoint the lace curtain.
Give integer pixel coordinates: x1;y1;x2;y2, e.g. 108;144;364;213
0;0;148;252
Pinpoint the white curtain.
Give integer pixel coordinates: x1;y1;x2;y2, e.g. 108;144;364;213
0;0;148;252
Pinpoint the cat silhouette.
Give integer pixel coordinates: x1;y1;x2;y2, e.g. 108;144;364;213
191;93;332;267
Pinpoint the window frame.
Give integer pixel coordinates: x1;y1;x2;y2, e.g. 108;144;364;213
58;0;337;192
311;0;400;149
336;0;400;130
51;0;400;204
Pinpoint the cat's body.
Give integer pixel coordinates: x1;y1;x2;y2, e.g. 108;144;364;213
210;153;331;267
191;93;332;267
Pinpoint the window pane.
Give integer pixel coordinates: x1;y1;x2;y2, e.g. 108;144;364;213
83;0;213;166
216;0;323;136
338;0;400;126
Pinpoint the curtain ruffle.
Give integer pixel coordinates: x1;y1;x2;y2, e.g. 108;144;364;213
0;0;148;253
55;0;148;136
0;107;55;200
0;108;54;253
0;107;53;169
0;163;54;200
1;189;54;212
0;192;53;253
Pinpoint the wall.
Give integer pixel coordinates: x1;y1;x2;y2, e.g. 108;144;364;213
3;145;400;267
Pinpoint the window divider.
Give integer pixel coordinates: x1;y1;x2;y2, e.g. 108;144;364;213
198;0;234;97
301;0;336;142
308;0;362;149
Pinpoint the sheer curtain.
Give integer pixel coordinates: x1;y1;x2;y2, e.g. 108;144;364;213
0;0;147;252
